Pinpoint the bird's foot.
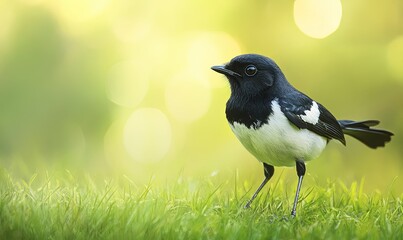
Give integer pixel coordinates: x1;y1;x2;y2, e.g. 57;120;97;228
244;201;252;209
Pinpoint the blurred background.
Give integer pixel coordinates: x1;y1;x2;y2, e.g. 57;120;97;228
0;0;402;193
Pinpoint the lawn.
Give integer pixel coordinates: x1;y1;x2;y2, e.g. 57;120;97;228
0;170;401;240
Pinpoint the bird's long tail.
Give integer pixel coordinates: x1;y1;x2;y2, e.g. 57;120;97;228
338;120;393;149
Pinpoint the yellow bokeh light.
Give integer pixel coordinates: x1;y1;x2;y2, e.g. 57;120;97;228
165;71;211;123
0;3;15;58
112;19;153;44
123;108;172;163
106;60;150;107
387;35;403;82
18;0;46;5
294;0;342;39
47;0;110;35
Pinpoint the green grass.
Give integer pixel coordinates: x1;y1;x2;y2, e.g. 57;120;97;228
0;171;402;240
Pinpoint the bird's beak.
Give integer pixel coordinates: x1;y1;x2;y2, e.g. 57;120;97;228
211;65;242;78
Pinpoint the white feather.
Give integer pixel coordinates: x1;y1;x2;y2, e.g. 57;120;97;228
300;101;320;125
229;100;326;167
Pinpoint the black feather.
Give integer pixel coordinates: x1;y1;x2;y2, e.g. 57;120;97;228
339;120;393;148
279;94;345;145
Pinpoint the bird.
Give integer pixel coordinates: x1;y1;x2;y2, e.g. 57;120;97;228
211;54;393;217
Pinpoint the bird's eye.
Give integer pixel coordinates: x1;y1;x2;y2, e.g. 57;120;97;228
245;65;257;76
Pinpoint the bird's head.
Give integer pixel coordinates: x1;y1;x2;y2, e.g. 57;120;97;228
211;54;288;98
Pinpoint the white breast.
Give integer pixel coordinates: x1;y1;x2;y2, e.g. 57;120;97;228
229;100;327;167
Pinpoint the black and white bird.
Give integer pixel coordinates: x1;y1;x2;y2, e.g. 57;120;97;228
211;54;393;217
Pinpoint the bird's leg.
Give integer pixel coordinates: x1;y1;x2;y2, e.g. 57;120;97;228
291;160;306;217
244;163;274;209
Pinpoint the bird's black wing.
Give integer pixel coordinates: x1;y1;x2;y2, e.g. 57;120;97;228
279;94;346;145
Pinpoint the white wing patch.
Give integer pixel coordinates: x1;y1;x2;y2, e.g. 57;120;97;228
300;101;320;125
